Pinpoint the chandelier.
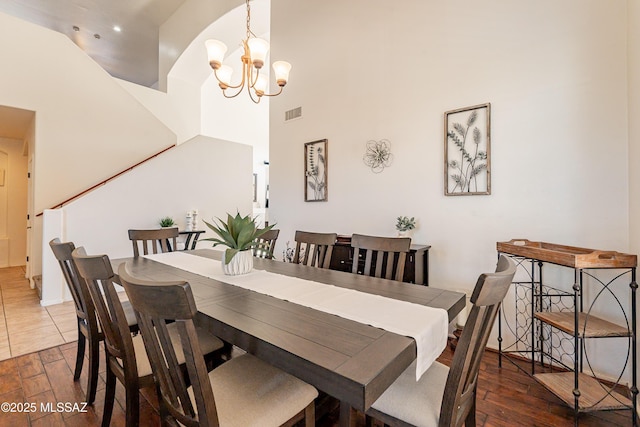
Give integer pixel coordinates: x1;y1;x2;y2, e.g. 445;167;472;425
205;0;291;104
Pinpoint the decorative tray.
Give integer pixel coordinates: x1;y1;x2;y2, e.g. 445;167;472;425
497;239;637;268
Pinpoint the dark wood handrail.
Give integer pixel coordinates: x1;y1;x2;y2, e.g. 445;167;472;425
36;144;176;217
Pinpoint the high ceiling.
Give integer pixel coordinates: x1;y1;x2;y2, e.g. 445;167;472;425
0;0;187;87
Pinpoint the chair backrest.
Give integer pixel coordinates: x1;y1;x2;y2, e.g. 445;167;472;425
253;228;280;259
118;264;218;427
128;227;179;257
350;234;411;281
293;230;337;269
48;238;99;332
439;255;516;427
72;247;139;378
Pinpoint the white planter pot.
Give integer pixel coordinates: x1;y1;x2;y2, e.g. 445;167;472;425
221;250;253;275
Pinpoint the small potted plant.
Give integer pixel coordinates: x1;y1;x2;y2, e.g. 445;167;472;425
395;216;416;237
159;216;175;228
203;212;275;275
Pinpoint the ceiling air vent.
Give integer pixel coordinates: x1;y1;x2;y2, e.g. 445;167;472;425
285;107;302;122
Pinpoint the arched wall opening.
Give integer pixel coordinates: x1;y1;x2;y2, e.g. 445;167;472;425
167;0;272;223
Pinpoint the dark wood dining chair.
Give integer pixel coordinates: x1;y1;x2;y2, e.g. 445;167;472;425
118;263;318;427
365;255;517;427
253;228;280;259
293;230;337;268
351;233;411;281
48;238;138;405
72;247;225;427
128;227;178;257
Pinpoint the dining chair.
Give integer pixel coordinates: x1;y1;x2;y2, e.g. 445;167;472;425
48;238;138;405
365;255;517;427
118;263;318;427
128;227;178;257
72;247;225;427
293;230;337;268
253;228;280;259
350;233;411;281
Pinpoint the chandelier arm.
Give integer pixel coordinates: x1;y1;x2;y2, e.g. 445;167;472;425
213;69;244;90
246;64;259;89
257;86;285;98
221;87;245;99
246;87;262;104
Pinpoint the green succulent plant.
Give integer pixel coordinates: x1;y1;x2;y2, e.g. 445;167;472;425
395;216;416;232
159;216;175;227
203;212;275;264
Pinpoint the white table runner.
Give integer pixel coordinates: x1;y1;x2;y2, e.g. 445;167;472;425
143;250;448;380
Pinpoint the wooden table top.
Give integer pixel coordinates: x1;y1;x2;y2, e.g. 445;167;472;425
113;249;465;413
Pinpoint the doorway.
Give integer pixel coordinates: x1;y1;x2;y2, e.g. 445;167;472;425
0;105;35;272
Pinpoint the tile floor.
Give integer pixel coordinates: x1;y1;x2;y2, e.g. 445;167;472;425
0;266;78;361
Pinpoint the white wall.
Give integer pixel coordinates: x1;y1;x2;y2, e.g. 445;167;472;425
0;13;177;214
123;1;271;206
0;138;27;267
160;0;272;219
270;0;631;378
629;1;640;256
0;12;178;279
158;0;243;91
628;0;640;400
42;136;253;305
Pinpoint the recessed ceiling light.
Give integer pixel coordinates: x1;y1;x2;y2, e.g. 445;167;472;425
113;25;121;32
72;25;79;31
94;33;101;39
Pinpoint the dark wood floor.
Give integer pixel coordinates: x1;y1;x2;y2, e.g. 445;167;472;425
0;339;634;426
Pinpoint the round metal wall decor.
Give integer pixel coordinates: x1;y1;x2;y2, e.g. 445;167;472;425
363;139;393;173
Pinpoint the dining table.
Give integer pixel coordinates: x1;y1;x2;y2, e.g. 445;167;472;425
112;249;465;426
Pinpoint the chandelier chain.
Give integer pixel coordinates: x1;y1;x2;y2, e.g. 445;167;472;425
246;0;256;39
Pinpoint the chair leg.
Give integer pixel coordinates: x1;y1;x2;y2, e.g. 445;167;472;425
85;333;100;405
73;324;85;381
102;367;116;427
465;409;476;427
125;377;140;427
156;382;171;427
465;393;477;427
304;401;315;427
365;414;375;427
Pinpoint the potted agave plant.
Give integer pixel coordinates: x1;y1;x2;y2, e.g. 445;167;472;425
203;212;275;275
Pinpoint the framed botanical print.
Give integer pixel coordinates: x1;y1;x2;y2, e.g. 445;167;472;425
444;103;491;196
304;139;328;202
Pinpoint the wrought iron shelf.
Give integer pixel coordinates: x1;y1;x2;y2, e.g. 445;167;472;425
534;312;631;338
496;239;638;427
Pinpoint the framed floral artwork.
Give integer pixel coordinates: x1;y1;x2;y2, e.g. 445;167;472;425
444;103;491;196
304;139;328;202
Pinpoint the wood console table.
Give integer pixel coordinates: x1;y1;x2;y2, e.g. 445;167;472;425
329;235;430;285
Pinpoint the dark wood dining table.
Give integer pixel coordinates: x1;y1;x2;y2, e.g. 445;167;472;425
112;249;465;426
